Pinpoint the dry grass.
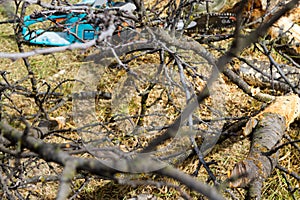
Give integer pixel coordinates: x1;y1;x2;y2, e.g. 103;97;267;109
0;1;299;200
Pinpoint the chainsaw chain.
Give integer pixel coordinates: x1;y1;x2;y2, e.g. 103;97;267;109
185;12;236;33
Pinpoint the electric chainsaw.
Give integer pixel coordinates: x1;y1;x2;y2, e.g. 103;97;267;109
12;0;236;46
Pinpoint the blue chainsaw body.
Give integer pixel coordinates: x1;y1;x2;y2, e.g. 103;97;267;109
22;0;119;46
22;11;99;46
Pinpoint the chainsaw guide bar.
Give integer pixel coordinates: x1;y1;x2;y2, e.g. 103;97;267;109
185;13;236;33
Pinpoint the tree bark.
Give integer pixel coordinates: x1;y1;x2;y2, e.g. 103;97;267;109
229;94;300;199
230;113;286;199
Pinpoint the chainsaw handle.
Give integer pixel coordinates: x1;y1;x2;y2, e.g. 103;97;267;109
23;13;69;27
